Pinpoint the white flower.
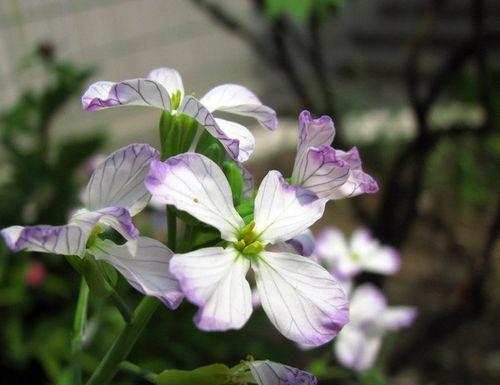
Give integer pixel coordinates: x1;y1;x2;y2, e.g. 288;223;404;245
335;284;416;371
146;152;349;346
1;144;182;308
315;227;400;279
82;68;278;162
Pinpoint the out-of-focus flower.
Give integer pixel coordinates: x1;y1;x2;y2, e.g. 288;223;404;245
315;227;400;279
146;153;348;346
247;360;317;385
291;111;378;200
1;144;182;308
82;68;278;162
335;284;416;371
25;261;46;288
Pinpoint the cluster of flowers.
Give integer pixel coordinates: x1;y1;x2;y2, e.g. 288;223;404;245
1;68;412;383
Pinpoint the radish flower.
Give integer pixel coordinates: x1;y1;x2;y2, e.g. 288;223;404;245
292;111;378;199
82;68;278;162
315;227;400;278
247;360;317;385
146;153;349;346
1;144;182;308
335;284;416;371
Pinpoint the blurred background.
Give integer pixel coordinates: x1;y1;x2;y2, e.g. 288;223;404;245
0;0;499;384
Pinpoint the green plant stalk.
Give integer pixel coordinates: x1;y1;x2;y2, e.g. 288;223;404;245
85;296;160;385
72;279;89;385
110;289;133;324
119;361;157;384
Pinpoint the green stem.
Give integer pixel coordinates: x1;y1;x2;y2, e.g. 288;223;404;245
110;290;133;324
72;279;89;385
119;361;157;384
167;205;177;251
85;296;160;385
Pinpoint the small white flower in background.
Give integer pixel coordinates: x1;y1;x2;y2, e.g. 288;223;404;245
247;360;317;385
291;111;378;200
335;284;416;371
1;144;183;309
146;152;349;346
315;227;400;280
82;68;278;162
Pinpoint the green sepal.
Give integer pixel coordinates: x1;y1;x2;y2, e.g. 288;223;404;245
236;201;254;218
196;131;225;166
223;161;244;205
157;364;230;385
159;111;198;160
80;253;115;298
242;214;254;225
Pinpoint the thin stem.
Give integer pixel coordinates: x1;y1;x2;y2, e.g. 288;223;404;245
167;205;177;251
72;279;89;385
110;290;133;324
85;296;160;385
119;361;157;384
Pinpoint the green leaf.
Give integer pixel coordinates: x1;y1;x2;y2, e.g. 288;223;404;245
157;364;230;385
159;111;198;160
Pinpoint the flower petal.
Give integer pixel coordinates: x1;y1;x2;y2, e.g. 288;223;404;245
378;307;417;330
295;110;335;165
315;228;361;278
1;224;89;256
88;237;183;309
254;171;325;243
148;67;184;99
335;326;382;371
285;229;316;257
349;284;387;323
83;144;159;216
170;247;252;331
70;207;139;241
200;84;278;131
247;360;317;385
238;164;254;198
178;96;245;161
145;154;244;241
293;146;352;200
214;118;255;162
82;79;170;111
350;229;400;275
252;251;349;346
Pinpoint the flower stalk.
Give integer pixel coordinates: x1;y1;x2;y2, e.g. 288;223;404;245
72;279;89;385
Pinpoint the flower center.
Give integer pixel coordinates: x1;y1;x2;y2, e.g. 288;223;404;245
234;220;265;257
171;90;182;110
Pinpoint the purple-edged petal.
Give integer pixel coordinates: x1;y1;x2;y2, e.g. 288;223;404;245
247;360;317;385
83;144;159;216
88;237;183;309
170;247;252;331
70;207;139;242
82;79;171;111
335;326;382;372
148;68;184;100
252;251;349;346
145;154;243;241
214;118;255;162
1;224;89;256
254;171;326;244
200;84;278;131
293;146;352;200
295;110;335;160
286;229;316;257
179;96;247;162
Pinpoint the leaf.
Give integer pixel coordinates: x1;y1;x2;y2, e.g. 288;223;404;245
157;364;230;385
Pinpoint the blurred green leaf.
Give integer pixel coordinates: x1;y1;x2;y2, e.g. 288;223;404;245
157;364;230;385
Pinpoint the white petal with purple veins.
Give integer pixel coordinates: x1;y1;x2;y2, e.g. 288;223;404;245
1;224;89;256
247;360;318;385
179;96;244;162
285;229;316;257
214;118;255;162
170;247;252;331
145;154;244;241
148;68;184;99
88;237;183;309
295;111;335;168
200;84;278;131
252;251;349;346
254;171;325;243
83;144;159;216
82;78;170;111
